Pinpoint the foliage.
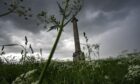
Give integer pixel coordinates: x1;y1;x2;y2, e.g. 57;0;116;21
0;62;40;84
0;52;140;84
12;69;38;84
125;65;140;80
0;36;35;64
82;32;100;60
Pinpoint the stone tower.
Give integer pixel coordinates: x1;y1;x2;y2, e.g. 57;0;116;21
71;16;85;62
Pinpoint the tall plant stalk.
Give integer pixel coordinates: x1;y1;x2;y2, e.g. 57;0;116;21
38;18;65;84
38;1;68;84
37;0;83;83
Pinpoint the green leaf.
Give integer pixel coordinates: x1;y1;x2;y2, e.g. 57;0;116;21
0;44;18;46
47;25;58;32
38;11;46;16
57;1;65;16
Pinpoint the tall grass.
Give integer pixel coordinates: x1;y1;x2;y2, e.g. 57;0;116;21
0;52;140;84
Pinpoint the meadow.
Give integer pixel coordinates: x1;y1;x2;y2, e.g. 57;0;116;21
1;0;140;84
0;52;140;84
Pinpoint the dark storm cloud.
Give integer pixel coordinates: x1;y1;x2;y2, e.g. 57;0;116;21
74;0;140;57
78;10;129;35
0;0;58;33
77;0;140;36
0;0;140;59
1;0;139;34
0;20;14;44
83;0;140;12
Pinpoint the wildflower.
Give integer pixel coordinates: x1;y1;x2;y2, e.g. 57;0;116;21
31;81;39;84
94;62;100;68
125;65;140;80
12;69;37;84
104;75;109;79
117;61;122;64
24;69;37;78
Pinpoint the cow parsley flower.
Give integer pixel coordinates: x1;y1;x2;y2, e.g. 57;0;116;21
125;65;140;80
12;69;37;84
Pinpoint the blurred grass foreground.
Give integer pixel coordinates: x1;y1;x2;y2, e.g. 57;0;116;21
0;52;140;84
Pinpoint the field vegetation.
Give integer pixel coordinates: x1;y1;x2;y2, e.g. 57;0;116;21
0;52;140;84
0;0;140;84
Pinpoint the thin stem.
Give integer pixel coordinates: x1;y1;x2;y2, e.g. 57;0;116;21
38;12;65;84
38;1;69;84
0;10;14;17
38;20;65;84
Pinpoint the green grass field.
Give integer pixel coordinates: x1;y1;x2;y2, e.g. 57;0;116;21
0;52;140;84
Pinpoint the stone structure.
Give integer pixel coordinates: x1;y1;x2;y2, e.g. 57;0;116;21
71;16;85;62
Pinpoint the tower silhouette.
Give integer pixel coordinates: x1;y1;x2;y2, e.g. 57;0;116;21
71;16;85;62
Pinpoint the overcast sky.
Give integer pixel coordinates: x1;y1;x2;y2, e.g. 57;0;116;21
0;0;140;60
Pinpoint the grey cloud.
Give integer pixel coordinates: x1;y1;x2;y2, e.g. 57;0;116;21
0;20;15;45
0;0;58;33
83;0;140;12
77;0;140;36
0;0;140;59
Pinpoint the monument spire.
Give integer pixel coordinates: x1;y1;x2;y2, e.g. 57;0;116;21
71;16;85;62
